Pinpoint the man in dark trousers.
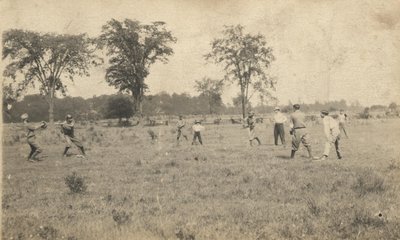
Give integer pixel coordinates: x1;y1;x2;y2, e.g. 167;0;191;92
192;120;205;145
272;107;287;145
176;115;188;142
245;111;261;146
21;113;47;162
289;104;314;159
59;114;86;158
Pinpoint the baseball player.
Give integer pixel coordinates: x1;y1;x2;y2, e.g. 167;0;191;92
289;104;314;158
272;107;287;145
315;110;342;160
245;111;261;146
192;120;205;145
338;109;349;138
21;113;47;162
176;115;188;142
59;114;86;158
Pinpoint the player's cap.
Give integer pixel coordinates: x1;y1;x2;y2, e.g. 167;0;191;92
321;110;329;115
66;114;73;119
274;107;280;111
248;111;255;116
195;120;201;124
20;113;29;120
293;104;300;109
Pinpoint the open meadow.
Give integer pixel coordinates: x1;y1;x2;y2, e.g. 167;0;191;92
2;118;400;240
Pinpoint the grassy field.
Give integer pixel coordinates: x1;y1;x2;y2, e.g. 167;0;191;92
2;118;400;240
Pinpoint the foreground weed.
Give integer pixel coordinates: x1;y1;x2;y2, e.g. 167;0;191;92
65;172;87;194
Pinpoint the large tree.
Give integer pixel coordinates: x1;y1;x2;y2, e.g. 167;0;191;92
2;29;101;123
205;25;275;118
98;19;177;116
194;77;224;114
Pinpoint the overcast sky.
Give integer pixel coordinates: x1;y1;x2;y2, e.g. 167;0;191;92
1;0;399;106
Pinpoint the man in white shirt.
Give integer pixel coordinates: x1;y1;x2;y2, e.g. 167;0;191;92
315;110;342;160
192;120;205;145
338;109;349;138
273;107;287;146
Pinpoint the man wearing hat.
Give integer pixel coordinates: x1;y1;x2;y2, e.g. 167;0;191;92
59;114;86;158
21;113;47;162
192;120;205;145
176;115;188;143
272;107;287;146
315;110;342;160
289;104;314;158
245;111;261;146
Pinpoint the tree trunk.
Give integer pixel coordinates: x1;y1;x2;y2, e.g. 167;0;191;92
241;90;246;119
48;88;55;124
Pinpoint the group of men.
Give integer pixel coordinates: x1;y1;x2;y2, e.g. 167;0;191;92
21;104;348;162
21;113;86;162
175;104;348;161
245;104;348;160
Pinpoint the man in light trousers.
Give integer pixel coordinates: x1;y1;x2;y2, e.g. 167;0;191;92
315;110;342;161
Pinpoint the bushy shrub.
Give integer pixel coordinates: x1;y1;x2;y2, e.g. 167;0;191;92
65;172;87;194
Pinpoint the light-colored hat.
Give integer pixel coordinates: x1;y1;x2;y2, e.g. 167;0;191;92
66;114;73;119
321;110;329;115
20;113;29;120
195;120;201;124
274;107;280;111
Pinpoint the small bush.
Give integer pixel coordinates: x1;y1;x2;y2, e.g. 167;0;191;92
111;209;131;225
65;172;87;194
352;169;386;196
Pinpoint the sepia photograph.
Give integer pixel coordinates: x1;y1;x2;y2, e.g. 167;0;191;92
1;0;400;239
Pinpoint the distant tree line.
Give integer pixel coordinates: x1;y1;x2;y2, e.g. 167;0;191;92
5;92;394;123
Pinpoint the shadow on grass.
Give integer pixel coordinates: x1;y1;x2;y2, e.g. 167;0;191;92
276;155;292;160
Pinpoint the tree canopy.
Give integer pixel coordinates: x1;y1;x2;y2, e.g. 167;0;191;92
2;29;101;123
194;77;224;114
98;19;177;115
205;25;275;118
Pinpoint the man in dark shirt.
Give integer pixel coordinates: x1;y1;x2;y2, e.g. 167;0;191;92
21;113;47;162
289;104;314;159
60;114;86;158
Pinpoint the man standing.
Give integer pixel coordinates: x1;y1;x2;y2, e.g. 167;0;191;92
21;113;47;162
315;110;342;160
289;104;314;158
273;107;287;145
245;111;261;146
176;115;188;142
192;120;205;145
60;114;86;158
338;109;349;138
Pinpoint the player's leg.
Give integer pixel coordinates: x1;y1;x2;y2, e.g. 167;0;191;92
279;124;286;145
198;133;203;145
63;136;72;157
301;132;313;158
291;131;300;158
335;138;342;159
71;137;85;156
274;124;279;145
28;143;36;161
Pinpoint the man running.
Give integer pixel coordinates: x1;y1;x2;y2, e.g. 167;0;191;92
59;114;86;158
289;104;314;158
21;113;47;162
315;110;342;160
